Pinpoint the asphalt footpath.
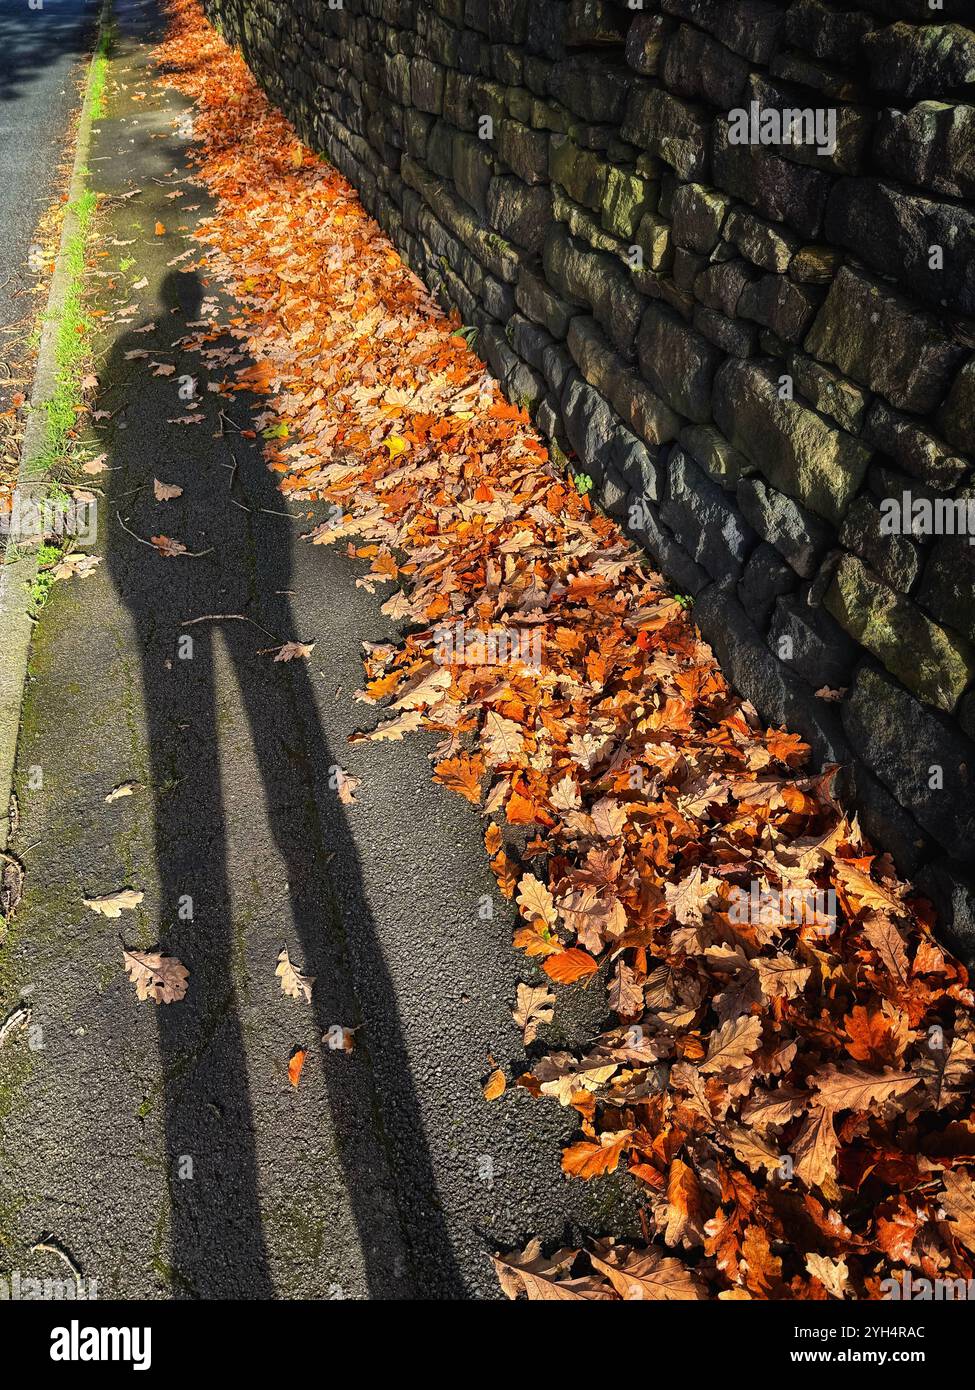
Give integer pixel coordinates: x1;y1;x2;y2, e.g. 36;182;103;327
0;0;639;1300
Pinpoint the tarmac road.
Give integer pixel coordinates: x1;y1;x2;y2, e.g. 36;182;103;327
0;0;100;413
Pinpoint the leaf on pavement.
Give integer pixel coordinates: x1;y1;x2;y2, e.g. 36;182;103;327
150;535;187;558
288;1047;307;1088
123;947;189;1005
105;782;140;803
516;873;557;929
153;478;184;501
274;641;314;662
350;710;422;743
482;1068;506;1101
543;948;598;985
84;888;144;918
512;982;555;1045
276;946;314;1003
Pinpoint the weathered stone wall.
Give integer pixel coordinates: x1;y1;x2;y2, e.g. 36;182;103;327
202;0;975;955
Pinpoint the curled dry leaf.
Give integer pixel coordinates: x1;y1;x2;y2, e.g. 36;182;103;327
84;888;144;918
153;478;184;501
123;948;189;1005
151;535;187;558
335;769;360;805
350;709;422;743
288;1047;307;1088
275;946;314;1004
105;782;140;803
322;1023;357;1052
482;1068;506;1102
274;641;314;662
51;554;101;581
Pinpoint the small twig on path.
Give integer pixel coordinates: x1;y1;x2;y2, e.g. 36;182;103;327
116;510;213;557
181;613;280;641
30;1236;84;1290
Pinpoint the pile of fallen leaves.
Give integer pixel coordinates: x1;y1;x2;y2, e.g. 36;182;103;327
156;0;975;1299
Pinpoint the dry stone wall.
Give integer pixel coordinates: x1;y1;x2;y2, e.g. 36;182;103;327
203;0;975;959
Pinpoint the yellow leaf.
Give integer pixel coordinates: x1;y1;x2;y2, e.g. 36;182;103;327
483;1068;506;1101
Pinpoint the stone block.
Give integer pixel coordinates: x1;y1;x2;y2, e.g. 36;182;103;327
805;265;967;415
622;84;711;181
768;592;859;689
737;474;833;577
671;182;731;255
661;23;750;109
498;118;550;183
637;302;722;423
712;121;832;239
825;554;975;711
487;175;552;252
839;494;921;593
862;22;975;102
723;208;798;272
661;447;757;579
875;101;975;201
826;177;975;318
739;274;820;342
863;400;969;491
843;664;975;861
714;358;871;526
738;543;798;628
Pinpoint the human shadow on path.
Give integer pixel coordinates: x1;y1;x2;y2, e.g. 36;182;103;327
101;268;466;1299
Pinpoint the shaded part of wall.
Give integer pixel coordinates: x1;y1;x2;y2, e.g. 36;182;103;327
202;0;975;962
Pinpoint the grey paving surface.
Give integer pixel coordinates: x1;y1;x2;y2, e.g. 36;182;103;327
0;0;100;413
0;0;638;1300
